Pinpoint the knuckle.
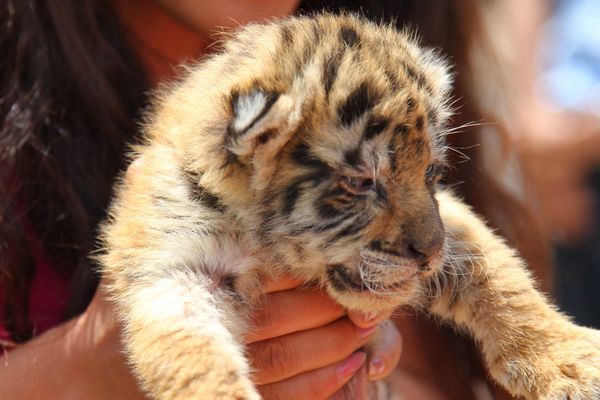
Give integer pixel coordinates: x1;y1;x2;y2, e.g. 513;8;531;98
257;336;298;378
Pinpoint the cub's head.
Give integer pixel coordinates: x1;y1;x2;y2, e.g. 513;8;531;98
173;14;453;312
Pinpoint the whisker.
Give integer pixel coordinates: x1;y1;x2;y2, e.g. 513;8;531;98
438;120;490;137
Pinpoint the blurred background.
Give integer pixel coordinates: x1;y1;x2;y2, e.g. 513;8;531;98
483;0;600;328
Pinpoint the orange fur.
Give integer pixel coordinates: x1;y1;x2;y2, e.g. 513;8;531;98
99;14;600;399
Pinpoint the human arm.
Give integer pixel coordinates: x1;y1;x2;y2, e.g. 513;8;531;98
0;278;402;400
0;285;143;400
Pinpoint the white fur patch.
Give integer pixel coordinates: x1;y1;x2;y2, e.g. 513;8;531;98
131;277;216;326
129;276;250;352
232;90;268;132
155;232;259;278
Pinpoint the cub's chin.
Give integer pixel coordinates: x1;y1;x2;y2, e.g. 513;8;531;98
324;255;445;313
324;264;423;313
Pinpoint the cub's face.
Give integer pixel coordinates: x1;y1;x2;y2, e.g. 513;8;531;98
186;15;453;312
233;87;447;312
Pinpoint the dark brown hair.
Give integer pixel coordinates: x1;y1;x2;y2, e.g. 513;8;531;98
0;0;148;341
1;0;549;352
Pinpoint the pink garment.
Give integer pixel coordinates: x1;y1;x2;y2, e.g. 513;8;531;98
0;193;70;344
27;236;71;336
0;286;9;344
0;238;70;344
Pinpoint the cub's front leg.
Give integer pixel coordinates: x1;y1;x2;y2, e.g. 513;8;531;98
99;164;260;399
104;265;259;400
430;191;600;400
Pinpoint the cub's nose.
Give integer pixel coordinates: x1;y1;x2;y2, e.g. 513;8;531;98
404;236;443;264
370;236;443;265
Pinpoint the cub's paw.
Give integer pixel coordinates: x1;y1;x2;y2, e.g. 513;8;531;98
515;327;600;400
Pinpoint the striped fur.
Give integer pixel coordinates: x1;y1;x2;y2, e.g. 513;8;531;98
99;14;600;400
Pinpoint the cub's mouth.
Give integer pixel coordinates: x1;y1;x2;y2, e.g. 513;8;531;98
326;264;414;294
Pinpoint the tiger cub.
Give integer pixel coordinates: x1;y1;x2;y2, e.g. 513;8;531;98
99;13;600;400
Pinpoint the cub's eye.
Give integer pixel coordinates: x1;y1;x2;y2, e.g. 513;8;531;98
425;164;435;177
340;176;375;194
425;163;442;185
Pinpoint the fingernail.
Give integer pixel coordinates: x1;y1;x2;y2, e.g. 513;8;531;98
368;356;385;378
365;311;380;323
357;324;378;338
337;352;367;381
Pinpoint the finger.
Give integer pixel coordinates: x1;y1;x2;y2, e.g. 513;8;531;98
347;309;394;329
246;287;344;343
125;157;145;178
329;365;370;400
366;320;403;381
257;351;366;400
249;318;377;385
261;275;305;293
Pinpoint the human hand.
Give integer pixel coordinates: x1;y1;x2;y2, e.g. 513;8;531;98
59;275;402;400
132;158;402;399
0;283;146;400
65;284;147;398
246;276;403;400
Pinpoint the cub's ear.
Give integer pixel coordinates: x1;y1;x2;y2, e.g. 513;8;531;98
225;87;300;162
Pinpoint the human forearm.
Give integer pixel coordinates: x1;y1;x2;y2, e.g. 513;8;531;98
0;292;145;400
1;319;83;400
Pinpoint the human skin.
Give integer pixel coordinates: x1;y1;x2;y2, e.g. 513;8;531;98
114;0;302;84
0;157;402;400
111;1;404;396
0;277;401;399
0;2;404;399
